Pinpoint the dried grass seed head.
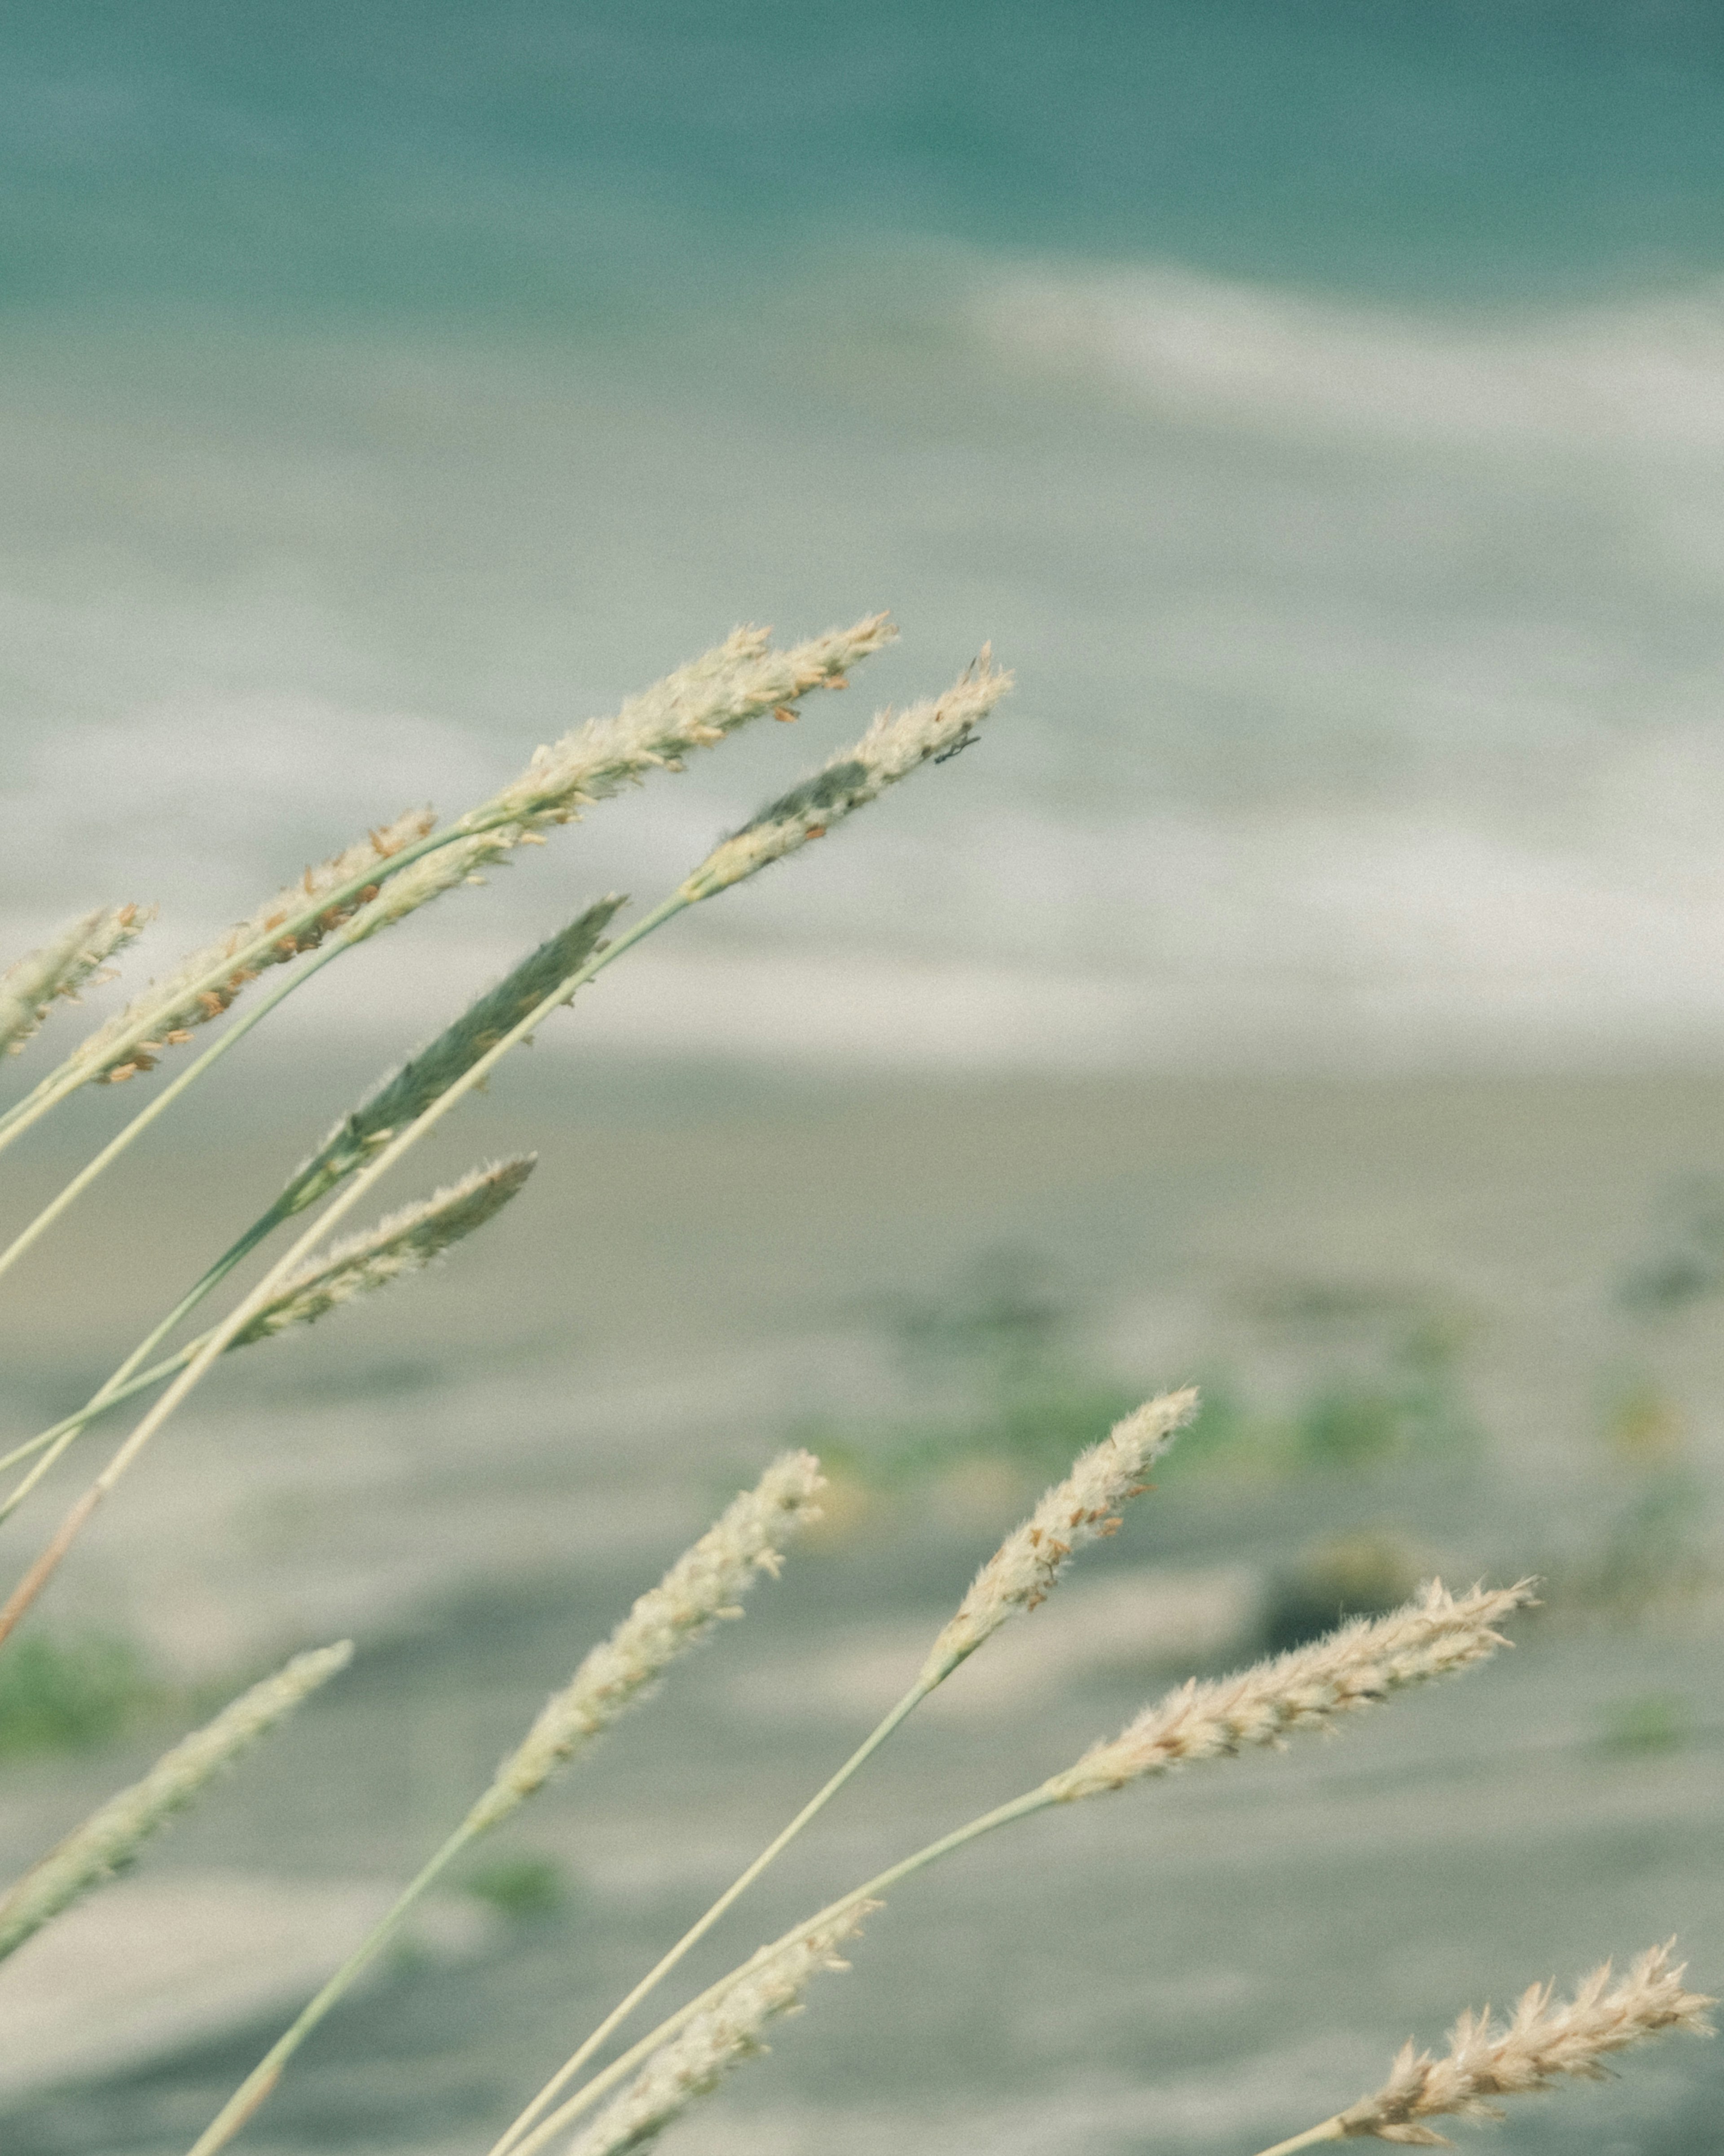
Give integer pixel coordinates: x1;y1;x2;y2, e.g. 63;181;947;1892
468;1451;824;1832
78;810;435;1082
281;897;623;1213
0;1643;352;1961
922;1387;1198;1685
680;648;1012;900
231;1159;535;1345
1043;1578;1537;1803
0;905;152;1057
341;617;897;944
566;1903;877;2156
1335;1941;1715;2144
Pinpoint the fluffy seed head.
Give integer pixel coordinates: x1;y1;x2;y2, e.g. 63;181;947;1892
566;1903;876;2156
467;1452;824;1833
1335;1942;1715;2143
679;648;1012;900
921;1388;1198;1684
77;810;435;1082
230;1159;535;1345
0;905;152;1057
339;618;898;943
0;1643;351;1961
488;614;895;835
1042;1579;1536;1803
279;897;623;1214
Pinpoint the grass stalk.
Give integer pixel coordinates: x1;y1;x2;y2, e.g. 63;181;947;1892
0;943;345;1290
0;891;692;1651
188;1451;822;2156
185;1817;485;2156
0;1161;532;1518
0;614;888;1158
485;1674;936;2156
0;646;1010;1645
494;1581;1528;2156
501;1790;1054;2156
487;1387;1192;2156
1251;2125;1347;2156
0;1212;278;1523
0;827;457;1154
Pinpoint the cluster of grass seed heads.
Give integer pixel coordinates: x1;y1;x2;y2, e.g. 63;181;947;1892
0;1643;352;1962
0;905;151;1057
922;1387;1198;1685
1333;1943;1715;2144
567;1904;878;2156
231;1159;536;1345
279;897;624;1214
466;1452;824;1833
343;616;896;941
1043;1579;1536;1802
77;810;435;1081
680;648;1012;900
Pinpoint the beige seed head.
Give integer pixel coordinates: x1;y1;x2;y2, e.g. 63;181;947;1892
1334;1941;1715;2143
0;904;152;1057
279;896;623;1214
230;1158;535;1345
0;1643;352;1961
1042;1578;1536;1803
921;1388;1198;1685
679;647;1013;900
467;1451;824;1833
492;614;896;833
566;1902;877;2156
339;616;898;945
76;810;435;1082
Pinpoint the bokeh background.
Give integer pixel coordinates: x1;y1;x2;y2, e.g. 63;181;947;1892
0;6;1720;2153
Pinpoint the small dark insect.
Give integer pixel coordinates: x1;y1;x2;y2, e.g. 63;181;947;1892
933;732;979;765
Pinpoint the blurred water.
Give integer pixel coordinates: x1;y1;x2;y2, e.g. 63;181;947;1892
5;5;1724;1067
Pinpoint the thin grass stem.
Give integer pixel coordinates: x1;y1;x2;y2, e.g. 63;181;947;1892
486;1389;1190;2156
0;613;888;1155
1250;2124;1348;2156
0;1212;277;1523
185;1817;483;2156
0;944;342;1290
0;828;456;1153
494;1581;1526;2156
0;1344;202;1482
485;1674;936;2156
0;892;691;1651
188;1450;821;2156
499;1790;1054;2156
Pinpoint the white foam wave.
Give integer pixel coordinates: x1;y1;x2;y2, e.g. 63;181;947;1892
975;261;1724;452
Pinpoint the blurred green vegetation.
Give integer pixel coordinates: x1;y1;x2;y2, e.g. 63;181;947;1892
0;1629;158;1761
1598;1690;1690;1755
461;1853;566;1922
814;1251;1483;1497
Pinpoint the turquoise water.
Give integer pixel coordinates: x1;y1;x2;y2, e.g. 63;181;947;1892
7;6;1724;1069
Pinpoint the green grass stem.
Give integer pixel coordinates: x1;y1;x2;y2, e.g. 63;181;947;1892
0;891;690;1652
487;1673;937;2156
496;1787;1056;2156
